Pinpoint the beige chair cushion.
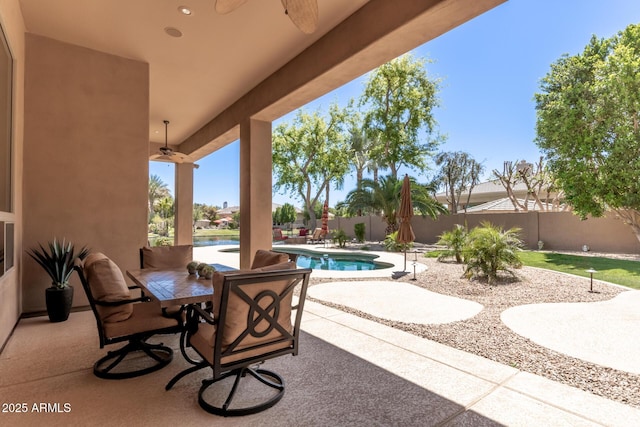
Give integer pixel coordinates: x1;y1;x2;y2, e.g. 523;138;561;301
141;245;193;269
222;262;296;348
83;252;133;323
140;245;193;317
211;269;250;320
211;261;296;319
250;249;289;269
190;322;293;365
103;302;179;340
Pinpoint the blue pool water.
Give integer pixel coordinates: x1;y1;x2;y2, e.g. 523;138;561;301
196;241;394;271
219;247;392;271
273;249;393;271
295;254;383;270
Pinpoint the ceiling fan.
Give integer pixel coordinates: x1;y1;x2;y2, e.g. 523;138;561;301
150;120;194;164
215;0;318;34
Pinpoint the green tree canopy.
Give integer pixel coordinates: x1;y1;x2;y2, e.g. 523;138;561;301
535;23;640;241
341;174;447;234
272;104;351;229
279;203;297;225
360;54;443;179
148;174;170;220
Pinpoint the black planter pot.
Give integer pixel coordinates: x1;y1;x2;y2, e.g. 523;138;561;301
45;286;74;322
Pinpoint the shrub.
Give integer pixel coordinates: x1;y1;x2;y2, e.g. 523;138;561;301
332;229;348;248
354;223;366;243
436;224;468;263
154;237;172;247
384;231;413;252
463;221;523;284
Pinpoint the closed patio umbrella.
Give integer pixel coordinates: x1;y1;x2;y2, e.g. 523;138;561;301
397;174;415;271
320;200;329;238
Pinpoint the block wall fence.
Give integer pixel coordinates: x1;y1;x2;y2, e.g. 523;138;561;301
328;211;640;254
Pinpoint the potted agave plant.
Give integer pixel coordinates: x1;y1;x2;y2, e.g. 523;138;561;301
27;238;89;322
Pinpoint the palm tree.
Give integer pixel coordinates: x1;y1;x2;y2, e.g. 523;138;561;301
342;174;447;234
463;221;523;284
148;174;170;219
156;196;174;236
436;223;468;263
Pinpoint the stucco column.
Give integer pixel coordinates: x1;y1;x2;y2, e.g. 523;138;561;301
239;118;272;269
174;162;195;245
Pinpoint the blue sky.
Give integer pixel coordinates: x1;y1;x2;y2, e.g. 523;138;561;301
150;0;640;209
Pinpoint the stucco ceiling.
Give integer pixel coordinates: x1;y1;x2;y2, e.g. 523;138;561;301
18;0;369;146
18;0;507;159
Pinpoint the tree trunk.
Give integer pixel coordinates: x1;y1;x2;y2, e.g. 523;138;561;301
615;208;640;244
449;185;457;214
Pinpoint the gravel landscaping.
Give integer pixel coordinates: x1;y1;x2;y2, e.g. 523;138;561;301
307;256;640;409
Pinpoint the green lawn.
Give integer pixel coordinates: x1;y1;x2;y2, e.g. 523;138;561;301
425;250;640;290
517;251;640;290
193;229;239;237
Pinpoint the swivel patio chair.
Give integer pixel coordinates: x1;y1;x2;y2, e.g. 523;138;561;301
74;253;181;379
165;262;312;417
139;244;193;270
139;244;193;316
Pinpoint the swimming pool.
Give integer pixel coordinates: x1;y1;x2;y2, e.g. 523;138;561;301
218;247;394;271
271;248;393;271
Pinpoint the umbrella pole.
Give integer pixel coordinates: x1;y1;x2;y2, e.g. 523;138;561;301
404;248;407;272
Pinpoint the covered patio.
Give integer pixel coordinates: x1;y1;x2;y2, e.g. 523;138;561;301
0;0;566;423
1;0;507;342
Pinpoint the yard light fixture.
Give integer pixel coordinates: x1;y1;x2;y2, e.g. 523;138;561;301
586;268;597;293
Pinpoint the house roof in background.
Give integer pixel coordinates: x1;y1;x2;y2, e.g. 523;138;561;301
464;197;562;213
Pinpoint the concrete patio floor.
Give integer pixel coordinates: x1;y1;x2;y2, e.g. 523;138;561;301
302;300;640;426
1;299;638;426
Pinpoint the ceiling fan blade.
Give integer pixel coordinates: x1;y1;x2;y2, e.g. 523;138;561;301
150;153;179;163
172;152;195;163
154;118;193;163
281;0;318;34
215;0;249;14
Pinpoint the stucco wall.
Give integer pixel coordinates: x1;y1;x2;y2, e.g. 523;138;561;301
0;0;25;350
22;34;149;313
331;211;640;254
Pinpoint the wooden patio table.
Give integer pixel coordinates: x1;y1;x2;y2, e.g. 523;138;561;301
126;266;233;366
126;268;214;308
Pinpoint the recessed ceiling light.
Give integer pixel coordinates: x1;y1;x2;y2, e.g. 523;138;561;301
164;27;183;38
178;6;192;16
